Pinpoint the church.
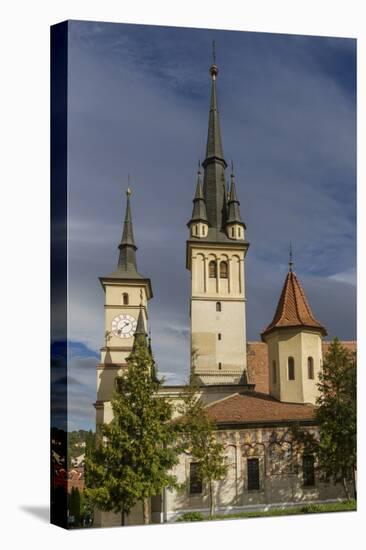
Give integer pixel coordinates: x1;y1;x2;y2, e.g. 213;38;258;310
93;56;356;527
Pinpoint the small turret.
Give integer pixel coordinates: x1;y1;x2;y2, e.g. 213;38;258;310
261;250;327;404
226;163;246;240
187;164;209;238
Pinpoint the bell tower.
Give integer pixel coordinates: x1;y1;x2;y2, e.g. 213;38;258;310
186;54;249;385
96;188;153;418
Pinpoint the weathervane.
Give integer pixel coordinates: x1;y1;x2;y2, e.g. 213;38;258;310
289;242;294;272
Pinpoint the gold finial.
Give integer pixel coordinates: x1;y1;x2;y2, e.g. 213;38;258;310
231;160;234;175
126;174;132;197
139;289;143;305
212;40;216;64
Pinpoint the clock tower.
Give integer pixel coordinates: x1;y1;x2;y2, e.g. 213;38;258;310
96;188;153;423
186;59;250;386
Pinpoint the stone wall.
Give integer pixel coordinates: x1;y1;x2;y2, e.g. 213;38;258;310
164;424;348;521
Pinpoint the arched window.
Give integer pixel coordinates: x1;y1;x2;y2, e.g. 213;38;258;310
220;261;228;278
288;357;295;380
272;360;277;384
209;260;217;278
308;357;314;379
201;225;205;236
122;293;129;305
218;362;222;370
231;227;235;237
216;301;221;312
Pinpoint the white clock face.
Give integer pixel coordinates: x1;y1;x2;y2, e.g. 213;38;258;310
111;314;137;339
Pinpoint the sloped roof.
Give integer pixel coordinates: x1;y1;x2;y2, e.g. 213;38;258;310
205;391;315;425
261;270;327;339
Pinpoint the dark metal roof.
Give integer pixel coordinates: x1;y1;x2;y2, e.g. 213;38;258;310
204;66;225;163
227;173;246;227
132;306;148;350
188;170;208;225
201;64;229;237
187;61;249;249
135;306;147;336
103;190;151;283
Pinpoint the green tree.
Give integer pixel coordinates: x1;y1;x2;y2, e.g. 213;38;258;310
85;337;180;525
69;487;81;526
316;338;356;499
291;338;356;500
178;380;228;517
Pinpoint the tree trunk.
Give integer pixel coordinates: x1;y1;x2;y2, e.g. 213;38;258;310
121;509;125;526
143;497;150;525
209;481;215;517
352;466;357;500
342;477;350;501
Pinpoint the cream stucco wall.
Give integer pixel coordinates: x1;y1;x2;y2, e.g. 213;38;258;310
265;328;323;404
96;279;151;404
164;425;348;521
188;243;248;384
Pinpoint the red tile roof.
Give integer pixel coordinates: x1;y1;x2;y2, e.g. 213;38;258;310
206;391;316;425
261;270;327;339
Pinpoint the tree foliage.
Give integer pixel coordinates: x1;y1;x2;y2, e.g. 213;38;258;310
291;338;356;500
178;380;228;516
68;487;81;526
316;338;356;498
84;338;180;525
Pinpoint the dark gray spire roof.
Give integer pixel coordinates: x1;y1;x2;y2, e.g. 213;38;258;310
132;305;148;350
135;306;146;336
120;190;136;248
204;65;225;162
188;169;208;225
102;189;150;282
201;62;229;237
186;59;249;250
116;189;139;274
227;171;246;228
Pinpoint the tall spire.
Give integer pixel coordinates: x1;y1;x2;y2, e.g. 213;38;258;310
117;188;139;276
202;43;228;234
204;44;225;164
227;164;245;227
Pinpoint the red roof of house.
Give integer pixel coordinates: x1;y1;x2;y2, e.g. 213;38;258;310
261;270;327;339
205;391;316;425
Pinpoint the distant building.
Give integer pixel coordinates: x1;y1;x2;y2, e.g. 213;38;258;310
68;466;85;493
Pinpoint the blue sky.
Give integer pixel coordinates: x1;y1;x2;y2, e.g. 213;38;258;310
61;21;356;431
